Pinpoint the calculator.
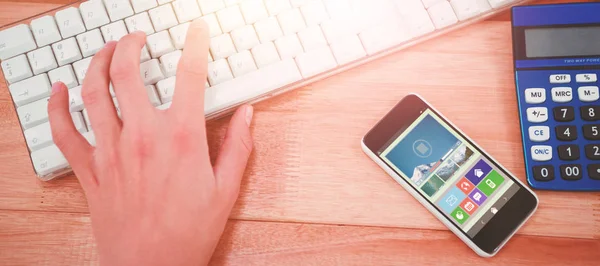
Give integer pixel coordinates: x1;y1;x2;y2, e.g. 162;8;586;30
512;3;600;191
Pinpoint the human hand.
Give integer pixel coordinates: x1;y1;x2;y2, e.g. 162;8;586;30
47;20;253;266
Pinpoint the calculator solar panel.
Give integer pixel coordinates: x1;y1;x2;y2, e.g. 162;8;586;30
512;3;600;191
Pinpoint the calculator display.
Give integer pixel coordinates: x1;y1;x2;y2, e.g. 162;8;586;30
525;26;600;58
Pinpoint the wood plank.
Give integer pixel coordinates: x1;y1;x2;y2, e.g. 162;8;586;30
0;210;598;265
1;21;599;239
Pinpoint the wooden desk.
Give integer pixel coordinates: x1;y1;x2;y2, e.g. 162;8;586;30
0;0;598;265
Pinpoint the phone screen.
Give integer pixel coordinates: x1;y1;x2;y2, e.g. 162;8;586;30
377;108;522;239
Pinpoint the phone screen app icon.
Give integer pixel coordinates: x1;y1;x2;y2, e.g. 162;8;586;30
460;198;478;215
451;206;470;224
478;170;505;196
465;159;492;185
468;188;487;205
456;177;475;194
438;187;467;214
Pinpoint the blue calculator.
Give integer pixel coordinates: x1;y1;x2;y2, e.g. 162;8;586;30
512;3;600;191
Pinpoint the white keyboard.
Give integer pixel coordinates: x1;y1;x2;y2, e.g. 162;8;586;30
0;0;526;180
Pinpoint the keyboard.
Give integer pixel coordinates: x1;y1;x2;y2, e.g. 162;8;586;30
0;0;526;180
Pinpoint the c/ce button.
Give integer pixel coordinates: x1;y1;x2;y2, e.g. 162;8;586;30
528;126;550;142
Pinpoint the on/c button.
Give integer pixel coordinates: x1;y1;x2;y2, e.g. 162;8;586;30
528;126;550;142
531;145;552;161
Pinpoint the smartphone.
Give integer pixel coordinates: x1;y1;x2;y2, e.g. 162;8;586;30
361;94;539;257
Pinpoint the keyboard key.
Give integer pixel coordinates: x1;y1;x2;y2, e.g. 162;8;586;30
403;4;435;37
9;74;51;107
172;0;202;23
275;35;304;59
277;8;306;35
578;86;599;102
24;122;54;151
17;97;50;129
217;6;246;33
585;144;600;160
69;86;84;112
103;0;135;21
428;1;458;29
251;42;280;68
587;164;600;180
228;50;257;77
576;73;597;83
524;88;545;104
169;22;190;49
231;25;260;51
156;76;176;103
79;0;110;30
55;7;86;38
550;87;571;103
580;106;600;121
557;145;579;161
101;20;129;42
210;34;236;60
52;38;83;66
82;130;96;146
583;124;600;140
146;85;162;106
300;0;328;27
264;0;292;16
531;145;552;162
1;55;33;84
73;57;93;84
560;164;582;181
553;106;574;122
76;29;105;57
549;74;571;84
224;0;241;6
555;125;577;141
141;46;151;62
297;26;327;52
30;16;62;47
198;0;226;14
27;47;58;75
240;0;269;24
532;165;554;181
140;59;165;85
0;24;37;60
295;46;337;78
526;107;548;123
159;50;182;77
321;18;359;44
528;126;549;142
207;59;234;85
113;97;121;117
202;13;223;38
330;35;366;65
125;12;156;35
83;109;91;127
147;31;175;58
359;21;410;55
49;65;78;89
149;4;179;32
449;0;491;21
131;0;158;13
31;145;68;177
255;17;284;43
487;0;518;8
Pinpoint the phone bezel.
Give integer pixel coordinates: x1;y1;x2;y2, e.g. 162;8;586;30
362;93;539;256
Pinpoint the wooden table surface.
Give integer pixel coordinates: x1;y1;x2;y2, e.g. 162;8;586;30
1;0;599;265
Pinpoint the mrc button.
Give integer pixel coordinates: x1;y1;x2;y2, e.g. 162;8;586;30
551;87;572;103
531;145;552;161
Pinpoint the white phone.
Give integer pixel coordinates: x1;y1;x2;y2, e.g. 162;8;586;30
361;94;539;257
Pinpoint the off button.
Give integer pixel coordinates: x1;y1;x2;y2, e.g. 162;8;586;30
531;145;552;161
550;74;571;84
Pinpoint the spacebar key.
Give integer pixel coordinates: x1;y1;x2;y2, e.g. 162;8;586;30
205;59;302;114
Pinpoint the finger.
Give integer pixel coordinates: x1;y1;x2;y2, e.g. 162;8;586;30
81;41;121;147
172;19;209;115
214;105;254;202
109;31;152;119
48;82;97;190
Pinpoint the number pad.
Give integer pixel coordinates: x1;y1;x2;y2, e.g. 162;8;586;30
557;145;580;160
532;165;555;181
582;124;600;140
553;106;575;122
560;164;582;180
585;144;600;160
555;125;577;141
580;106;600;121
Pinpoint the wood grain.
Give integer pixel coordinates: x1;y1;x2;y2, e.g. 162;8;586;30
0;0;599;265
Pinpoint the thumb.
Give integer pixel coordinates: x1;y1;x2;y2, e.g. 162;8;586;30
214;105;254;202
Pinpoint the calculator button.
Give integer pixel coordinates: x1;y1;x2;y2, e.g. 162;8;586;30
550;74;571;84
588;164;600;180
532;165;554;181
584;144;600;160
578;86;599;102
524;88;546;104
582;124;600;140
580;106;600;121
550;87;572;103
531;145;552;161
576;73;597;83
560;164;582;181
526;107;548;123
555;125;577;141
528;126;549;142
557;145;579;160
553;106;575;122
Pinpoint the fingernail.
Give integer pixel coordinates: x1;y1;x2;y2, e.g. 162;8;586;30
104;41;117;49
245;105;253;127
51;82;64;95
